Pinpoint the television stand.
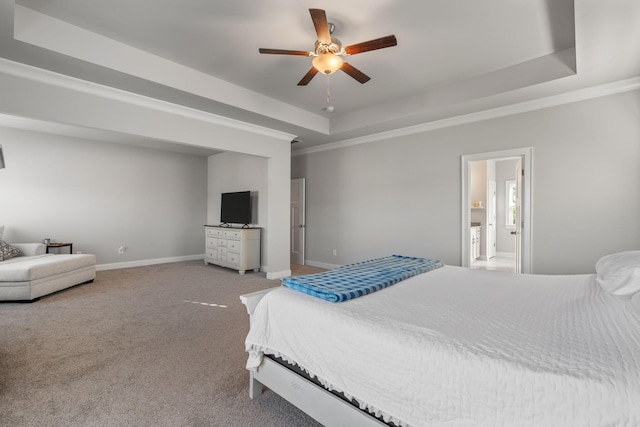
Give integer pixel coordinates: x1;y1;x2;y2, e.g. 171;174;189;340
204;225;261;274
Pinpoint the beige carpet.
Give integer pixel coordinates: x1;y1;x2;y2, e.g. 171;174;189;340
290;264;326;276
0;261;322;426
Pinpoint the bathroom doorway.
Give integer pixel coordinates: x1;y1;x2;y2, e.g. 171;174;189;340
461;148;532;273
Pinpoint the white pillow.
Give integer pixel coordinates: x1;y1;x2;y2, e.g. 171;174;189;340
596;251;640;296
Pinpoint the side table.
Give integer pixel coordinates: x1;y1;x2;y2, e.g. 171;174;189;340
46;242;73;254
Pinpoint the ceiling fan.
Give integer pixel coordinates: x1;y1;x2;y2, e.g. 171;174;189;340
259;8;397;86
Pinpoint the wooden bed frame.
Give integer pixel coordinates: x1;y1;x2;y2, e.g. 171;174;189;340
240;288;389;427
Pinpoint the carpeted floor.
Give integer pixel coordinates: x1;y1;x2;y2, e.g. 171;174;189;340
290;264;326;276
0;260;322;427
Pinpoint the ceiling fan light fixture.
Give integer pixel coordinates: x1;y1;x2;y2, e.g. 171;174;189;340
312;53;343;75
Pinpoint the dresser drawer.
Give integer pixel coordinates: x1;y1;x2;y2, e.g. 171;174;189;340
227;240;241;253
217;238;228;247
206;227;223;237
227;252;240;265
221;229;241;239
206;237;218;248
206;249;217;259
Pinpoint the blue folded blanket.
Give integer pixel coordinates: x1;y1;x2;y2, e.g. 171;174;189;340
282;255;443;302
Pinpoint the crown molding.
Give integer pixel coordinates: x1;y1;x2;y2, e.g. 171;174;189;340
2;56;638;156
292;76;640;157
0;57;295;143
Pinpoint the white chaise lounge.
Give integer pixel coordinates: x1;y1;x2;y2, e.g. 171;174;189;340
0;242;96;302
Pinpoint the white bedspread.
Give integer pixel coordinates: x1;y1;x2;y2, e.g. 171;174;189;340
245;266;640;427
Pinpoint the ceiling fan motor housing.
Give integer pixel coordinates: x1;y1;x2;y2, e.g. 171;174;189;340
314;38;343;56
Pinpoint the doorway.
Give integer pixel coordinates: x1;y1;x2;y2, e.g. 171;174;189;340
290;178;305;265
461;148;532;273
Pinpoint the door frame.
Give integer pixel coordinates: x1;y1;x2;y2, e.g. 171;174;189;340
290;178;306;265
461;147;533;273
514;159;523;273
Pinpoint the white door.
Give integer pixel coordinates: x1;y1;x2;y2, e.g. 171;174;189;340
487;180;497;259
514;159;523;274
290;178;305;265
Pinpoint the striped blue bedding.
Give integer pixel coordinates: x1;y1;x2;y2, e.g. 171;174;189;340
282;255;443;302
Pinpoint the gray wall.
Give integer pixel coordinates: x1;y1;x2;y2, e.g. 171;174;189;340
292;89;640;274
207;152;268;227
0;127;207;266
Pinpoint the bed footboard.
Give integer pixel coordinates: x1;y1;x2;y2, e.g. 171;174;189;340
240;287;389;427
251;356;388;426
240;287;278;317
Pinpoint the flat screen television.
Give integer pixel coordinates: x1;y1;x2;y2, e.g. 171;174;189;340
220;191;252;226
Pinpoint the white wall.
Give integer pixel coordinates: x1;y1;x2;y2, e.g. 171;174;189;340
469;161;486;213
469;161;487;257
0;126;207;266
292;89;640;274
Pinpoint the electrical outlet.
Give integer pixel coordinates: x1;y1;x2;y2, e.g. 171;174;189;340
118;246;126;255
332;249;337;256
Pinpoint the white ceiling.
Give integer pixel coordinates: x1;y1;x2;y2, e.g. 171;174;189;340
1;0;639;152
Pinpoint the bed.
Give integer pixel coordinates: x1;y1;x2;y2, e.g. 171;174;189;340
241;252;640;427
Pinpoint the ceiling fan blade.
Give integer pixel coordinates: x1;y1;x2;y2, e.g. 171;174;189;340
340;62;371;84
297;67;319;86
344;35;398;55
259;48;311;56
309;8;331;44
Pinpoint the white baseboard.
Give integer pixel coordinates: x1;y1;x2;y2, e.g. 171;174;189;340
96;254;205;271
266;270;291;280
305;260;341;270
496;252;516;257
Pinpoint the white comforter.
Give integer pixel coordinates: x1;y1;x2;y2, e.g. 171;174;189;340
245;266;640;427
